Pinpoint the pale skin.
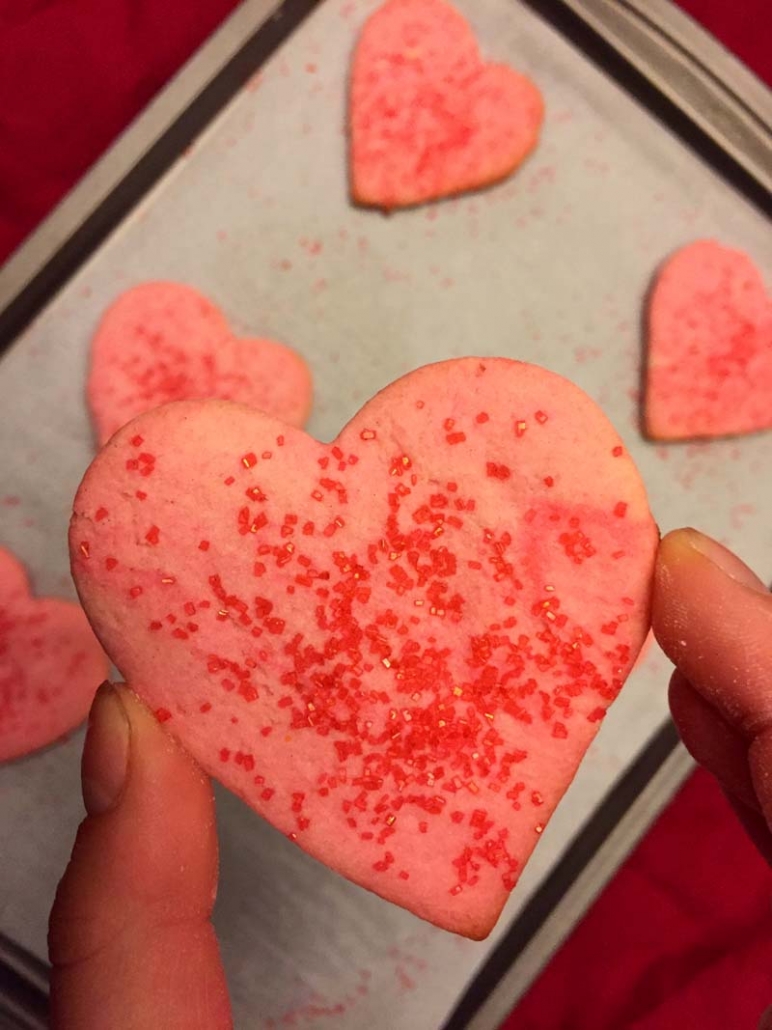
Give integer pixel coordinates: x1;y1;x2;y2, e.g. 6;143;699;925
48;528;772;1029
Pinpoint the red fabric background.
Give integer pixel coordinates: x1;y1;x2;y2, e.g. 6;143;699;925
504;770;772;1030
676;0;772;85
0;0;240;262
0;2;770;1028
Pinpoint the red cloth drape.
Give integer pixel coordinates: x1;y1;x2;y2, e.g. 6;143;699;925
502;769;772;1030
0;0;240;263
676;0;771;86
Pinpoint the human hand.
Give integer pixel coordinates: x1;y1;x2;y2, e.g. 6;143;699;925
653;528;772;862
48;683;232;1028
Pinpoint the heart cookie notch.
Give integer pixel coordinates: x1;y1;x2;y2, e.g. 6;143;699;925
0;547;108;762
644;240;772;441
89;282;313;445
71;358;656;938
349;0;544;209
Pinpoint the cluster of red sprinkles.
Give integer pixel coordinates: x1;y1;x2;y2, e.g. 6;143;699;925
85;408;637;900
125;435;157;478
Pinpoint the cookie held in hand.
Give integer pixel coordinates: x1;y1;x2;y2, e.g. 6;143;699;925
71;358;656;937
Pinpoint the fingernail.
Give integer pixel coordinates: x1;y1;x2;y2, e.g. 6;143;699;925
82;682;130;816
682;528;769;594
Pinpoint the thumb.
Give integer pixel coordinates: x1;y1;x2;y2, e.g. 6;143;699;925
653;529;772;819
48;683;232;1029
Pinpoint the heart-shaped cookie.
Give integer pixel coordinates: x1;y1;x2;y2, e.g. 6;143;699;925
89;282;313;445
0;547;108;762
645;240;772;440
349;0;544;210
71;358;656;938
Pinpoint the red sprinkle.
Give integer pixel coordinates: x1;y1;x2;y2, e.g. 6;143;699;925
486;462;511;481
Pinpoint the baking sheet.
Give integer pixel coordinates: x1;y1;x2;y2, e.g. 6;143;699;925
1;0;770;1027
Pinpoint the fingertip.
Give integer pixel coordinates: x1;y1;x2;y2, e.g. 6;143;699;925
97;683;216;836
81;682;130;816
654;528;772;743
656;528;767;595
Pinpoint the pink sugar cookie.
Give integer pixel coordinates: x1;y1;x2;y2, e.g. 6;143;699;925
350;0;544;210
71;358;656;938
645;240;772;440
88;282;313;445
0;547;108;762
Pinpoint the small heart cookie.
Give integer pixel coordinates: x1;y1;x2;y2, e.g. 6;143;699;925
0;547;108;762
89;282;313;445
71;358;656;938
350;0;544;209
645;240;772;440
